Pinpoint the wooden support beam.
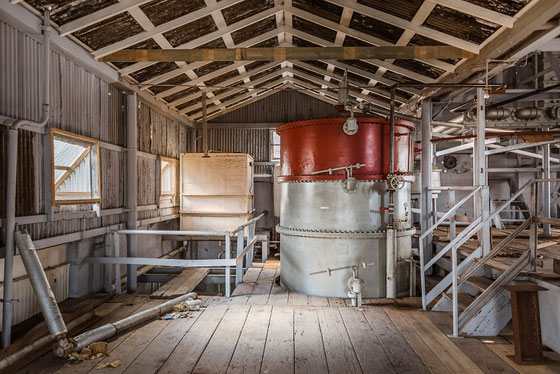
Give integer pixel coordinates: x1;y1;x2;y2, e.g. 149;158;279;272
100;46;475;63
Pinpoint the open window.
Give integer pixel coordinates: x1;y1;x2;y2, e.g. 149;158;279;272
50;128;101;205
270;129;281;162
160;156;177;196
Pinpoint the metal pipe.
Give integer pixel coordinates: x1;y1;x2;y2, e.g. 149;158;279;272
126;93;138;293
0;311;95;372
202;91;208;156
14;230;74;357
72;293;200;352
487;83;560;109
3;8;51;348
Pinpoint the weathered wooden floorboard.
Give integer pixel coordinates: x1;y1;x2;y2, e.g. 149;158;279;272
123;309;203;374
317;307;362;373
158;305;228;374
247;268;276;305
192;305;250;373
227;305;272;373
363;306;430;374
150;268;209;299
261;306;294;374
288;291;308;306
243;268;262;283
339;307;397;373
396;308;483;373
425;311;518;374
387;308;451;374
293;307;328;374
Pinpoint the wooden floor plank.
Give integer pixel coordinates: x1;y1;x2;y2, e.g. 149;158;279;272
486;343;560;374
398;308;484;374
243;268;262;283
231;282;255;297
227;305;272;373
192;305;250;374
307;296;329;306
267;282;289;306
293;307;328;374
158;305;228;374
288;291;308;306
327;298;346;307
425;311;518;374
339;307;397;373
261;306;294;374
316;307;361;374
363;307;430;374
387;308;451;374
247;268;276;305
161;268;209;298
123;309;203;374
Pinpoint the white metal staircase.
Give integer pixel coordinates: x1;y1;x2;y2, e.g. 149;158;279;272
419;179;551;337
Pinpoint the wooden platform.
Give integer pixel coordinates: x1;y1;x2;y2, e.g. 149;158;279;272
16;259;560;374
150;268;209;299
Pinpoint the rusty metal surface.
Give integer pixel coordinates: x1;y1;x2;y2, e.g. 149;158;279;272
277;117;415;181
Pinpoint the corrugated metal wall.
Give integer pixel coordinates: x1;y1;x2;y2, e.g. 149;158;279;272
208;89;340;123
0;19;190;246
0;264;69;326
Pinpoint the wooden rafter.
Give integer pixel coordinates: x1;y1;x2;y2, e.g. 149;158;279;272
101;46;474;63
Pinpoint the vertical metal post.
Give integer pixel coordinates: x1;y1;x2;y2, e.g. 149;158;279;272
103;234;113;293
449;190;456;241
225;234;231;297
421;99;433;274
248;222;256;265
542;140;551;236
529;183;538;272
126;93;138;293
113;232;121;294
451;245;459;338
386;228;397;298
235;231;244;285
475;88;491;255
202;91;208;156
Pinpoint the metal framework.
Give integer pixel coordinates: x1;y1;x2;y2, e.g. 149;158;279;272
89;213;265;297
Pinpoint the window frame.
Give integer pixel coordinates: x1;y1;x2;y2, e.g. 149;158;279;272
50;128;102;205
270;128;281;163
160;156;178;197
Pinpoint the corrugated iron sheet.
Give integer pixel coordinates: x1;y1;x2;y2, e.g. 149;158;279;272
207;89;340;123
0;264;69;327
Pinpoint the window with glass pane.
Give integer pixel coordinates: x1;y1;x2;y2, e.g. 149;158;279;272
160;157;177;196
51;129;101;204
271;129;281;162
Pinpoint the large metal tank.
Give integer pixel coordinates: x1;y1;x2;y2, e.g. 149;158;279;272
277;117;415;298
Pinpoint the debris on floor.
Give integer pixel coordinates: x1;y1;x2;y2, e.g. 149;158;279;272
69;342;109;362
159;300;199;319
95;360;121;369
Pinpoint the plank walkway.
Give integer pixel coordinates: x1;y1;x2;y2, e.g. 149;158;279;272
150;268;210;299
16;259;560;374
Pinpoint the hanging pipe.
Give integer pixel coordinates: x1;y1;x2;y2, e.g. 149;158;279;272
14;230;74;357
2;7;51;348
72;293;200;353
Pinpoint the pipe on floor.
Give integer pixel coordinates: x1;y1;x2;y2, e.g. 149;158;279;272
72;292;200;353
14;230;74;357
0;311;95;372
2;7;51;348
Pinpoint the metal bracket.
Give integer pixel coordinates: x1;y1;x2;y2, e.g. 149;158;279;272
312;163;366;194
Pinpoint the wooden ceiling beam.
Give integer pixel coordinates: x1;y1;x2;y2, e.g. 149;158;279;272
93;1;279;58
325;0;480;53
425;0;516;28
101;45;474;63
